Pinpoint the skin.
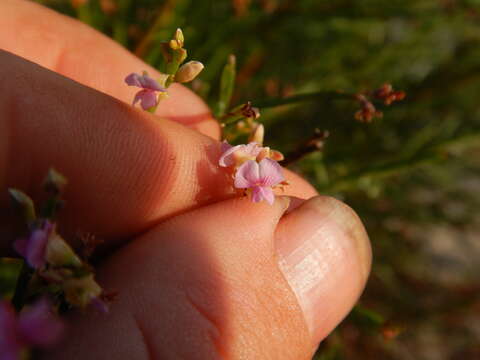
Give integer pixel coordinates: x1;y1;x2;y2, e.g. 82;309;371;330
0;1;372;359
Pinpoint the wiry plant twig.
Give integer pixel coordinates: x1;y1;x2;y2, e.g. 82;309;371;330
283;129;330;166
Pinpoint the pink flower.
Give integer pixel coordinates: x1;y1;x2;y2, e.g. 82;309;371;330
125;72;166;110
0;299;64;360
14;221;54;269
234;159;285;205
219;141;262;168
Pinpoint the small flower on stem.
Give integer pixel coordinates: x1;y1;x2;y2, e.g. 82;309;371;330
125;72;166;111
219;140;285;168
0;298;64;360
234;159;285;205
219;141;263;168
13;221;81;270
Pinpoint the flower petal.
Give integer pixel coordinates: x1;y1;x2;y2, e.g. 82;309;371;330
251;186;275;204
124;73;142;87
24;228;49;269
220;140;232;154
234;160;260;188
136;90;158;110
219;144;241;167
18;298;64;347
258;158;284;187
243;142;262;157
219;142;262;167
139;75;165;91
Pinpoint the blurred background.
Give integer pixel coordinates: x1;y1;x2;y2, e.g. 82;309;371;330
37;0;480;358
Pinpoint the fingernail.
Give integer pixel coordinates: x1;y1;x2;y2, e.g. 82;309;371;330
275;196;371;345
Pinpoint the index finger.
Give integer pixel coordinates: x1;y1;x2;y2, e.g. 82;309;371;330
0;50;317;254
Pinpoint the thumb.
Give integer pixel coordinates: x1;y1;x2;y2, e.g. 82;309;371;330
45;196;370;359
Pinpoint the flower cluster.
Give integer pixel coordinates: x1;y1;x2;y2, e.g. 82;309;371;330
354;84;406;123
0;298;64;360
219;126;287;205
9;170;108;311
125;28;204;113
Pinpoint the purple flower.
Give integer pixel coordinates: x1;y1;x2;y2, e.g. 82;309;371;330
219;141;263;168
125;72;166;110
0;299;64;360
14;221;54;269
234;159;285;205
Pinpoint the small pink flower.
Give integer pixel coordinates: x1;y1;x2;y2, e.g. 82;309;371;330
0;299;64;360
14;221;54;269
219;141;262;168
125;72;166;110
234;159;285;205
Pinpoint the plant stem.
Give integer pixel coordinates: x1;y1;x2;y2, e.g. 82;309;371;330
11;263;32;312
322;130;480;192
253;90;354;108
283;129;330;166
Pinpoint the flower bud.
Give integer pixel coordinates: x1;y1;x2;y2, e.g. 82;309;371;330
175;61;204;83
9;188;36;224
249;124;264;145
175;28;184;47
45;232;82;268
169;28;185;49
269;149;285;161
44;168;67;195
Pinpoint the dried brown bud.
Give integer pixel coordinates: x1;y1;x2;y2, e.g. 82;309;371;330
354;94;382;123
241;102;260;119
373;83;406;105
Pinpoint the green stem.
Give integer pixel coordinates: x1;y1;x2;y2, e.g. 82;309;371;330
216;55;237;118
253;91;354;108
322;130;480;192
11;263;33;312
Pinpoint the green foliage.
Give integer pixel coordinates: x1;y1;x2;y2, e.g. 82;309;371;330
0;258;23;301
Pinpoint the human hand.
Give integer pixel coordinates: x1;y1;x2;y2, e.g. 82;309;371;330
0;1;371;358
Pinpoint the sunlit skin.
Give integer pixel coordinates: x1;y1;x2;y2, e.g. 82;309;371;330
0;1;371;359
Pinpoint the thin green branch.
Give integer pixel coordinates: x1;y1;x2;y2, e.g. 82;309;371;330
322;130;480;192
253;91;354;108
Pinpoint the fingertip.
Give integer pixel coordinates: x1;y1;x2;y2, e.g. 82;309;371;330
277;168;319;200
275;195;371;346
